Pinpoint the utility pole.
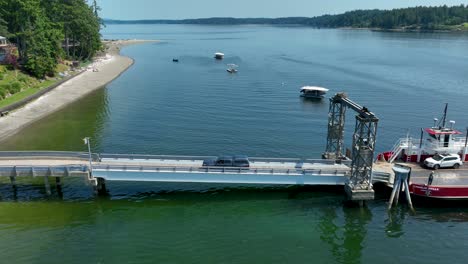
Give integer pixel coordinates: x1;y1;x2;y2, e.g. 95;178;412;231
83;137;93;176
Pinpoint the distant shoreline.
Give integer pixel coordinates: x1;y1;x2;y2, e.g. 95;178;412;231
105;20;468;33
104;5;468;33
0;39;157;142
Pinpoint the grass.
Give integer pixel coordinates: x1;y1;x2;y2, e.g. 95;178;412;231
0;64;70;109
463;23;468;29
0;79;55;108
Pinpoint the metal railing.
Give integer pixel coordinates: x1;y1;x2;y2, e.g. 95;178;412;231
0;165;88;177
93;164;351;176
100;153;215;161
0;151;100;161
0;151;352;169
100;153;349;166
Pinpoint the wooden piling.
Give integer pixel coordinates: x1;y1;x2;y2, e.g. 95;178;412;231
10;175;16;188
403;180;414;211
55;177;63;196
388;173;400;209
96;178;107;196
44;176;51;196
388;164;414;210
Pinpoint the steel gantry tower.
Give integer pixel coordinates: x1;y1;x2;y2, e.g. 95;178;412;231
324;93;379;201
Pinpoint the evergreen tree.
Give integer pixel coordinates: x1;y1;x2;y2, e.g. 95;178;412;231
0;0;62;77
0;18;7;36
0;0;102;77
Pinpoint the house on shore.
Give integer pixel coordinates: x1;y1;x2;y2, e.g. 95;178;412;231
0;36;15;63
0;36;8;62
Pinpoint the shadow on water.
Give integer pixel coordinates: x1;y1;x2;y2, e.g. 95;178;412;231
319;203;372;264
385;207;407;238
300;96;327;106
0;184;347;226
0;88;110;151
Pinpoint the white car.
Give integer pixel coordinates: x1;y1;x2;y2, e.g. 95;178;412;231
424;154;463;169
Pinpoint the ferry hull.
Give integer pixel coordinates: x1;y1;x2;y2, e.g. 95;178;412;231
410;183;468;200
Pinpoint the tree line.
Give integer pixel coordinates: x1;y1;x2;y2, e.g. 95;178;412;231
0;0;102;78
105;5;468;30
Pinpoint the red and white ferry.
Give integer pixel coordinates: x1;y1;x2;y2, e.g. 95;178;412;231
377;105;468;200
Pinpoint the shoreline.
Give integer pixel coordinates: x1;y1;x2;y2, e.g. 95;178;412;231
0;39;157;143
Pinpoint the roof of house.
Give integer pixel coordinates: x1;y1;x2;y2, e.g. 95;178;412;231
0;36;6;40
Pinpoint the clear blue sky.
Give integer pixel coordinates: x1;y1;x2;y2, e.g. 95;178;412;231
97;0;466;20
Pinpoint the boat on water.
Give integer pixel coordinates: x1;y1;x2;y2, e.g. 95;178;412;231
226;64;238;73
377;104;468;200
378;104;468;163
214;52;224;60
300;86;329;99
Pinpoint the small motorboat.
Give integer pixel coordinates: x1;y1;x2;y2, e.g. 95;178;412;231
172;58;179;62
300;86;329;99
226;64;238;73
214;52;224;60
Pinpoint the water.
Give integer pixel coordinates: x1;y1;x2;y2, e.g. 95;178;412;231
1;25;468;263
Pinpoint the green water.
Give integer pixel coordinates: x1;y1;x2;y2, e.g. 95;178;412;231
1;191;468;264
2;25;468;263
0;88;108;151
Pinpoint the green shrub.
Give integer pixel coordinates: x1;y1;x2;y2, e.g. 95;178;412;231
18;75;29;83
9;82;22;94
0;73;4;80
1;84;11;95
0;88;6;99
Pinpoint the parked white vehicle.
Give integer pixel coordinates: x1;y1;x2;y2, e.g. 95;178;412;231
424;153;462;169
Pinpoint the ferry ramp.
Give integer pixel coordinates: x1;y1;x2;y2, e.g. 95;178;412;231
0;152;352;186
94;154;352;185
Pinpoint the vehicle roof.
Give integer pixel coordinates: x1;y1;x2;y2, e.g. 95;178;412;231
300;86;329;92
233;155;249;159
216;155;249;160
217;156;233;160
434;153;459;157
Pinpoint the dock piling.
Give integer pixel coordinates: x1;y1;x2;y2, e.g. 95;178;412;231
10;175;16;189
10;166;17;189
388;164;413;211
96;178;107;195
55;177;62;195
44;176;51;196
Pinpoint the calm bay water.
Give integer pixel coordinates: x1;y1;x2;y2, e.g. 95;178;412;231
1;25;468;263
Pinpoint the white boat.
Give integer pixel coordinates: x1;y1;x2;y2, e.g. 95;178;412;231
214;52;224;59
300;86;329;99
226;64;238;73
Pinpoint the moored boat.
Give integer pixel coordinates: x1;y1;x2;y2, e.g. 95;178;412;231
378;104;468;200
378;104;468;163
226;64;238;73
214;52;224;59
300;86;329;99
410;183;468;200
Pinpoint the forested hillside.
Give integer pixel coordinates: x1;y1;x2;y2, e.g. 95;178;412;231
0;0;102;78
105;5;468;31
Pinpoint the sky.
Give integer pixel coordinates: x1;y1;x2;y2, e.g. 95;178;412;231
98;0;466;20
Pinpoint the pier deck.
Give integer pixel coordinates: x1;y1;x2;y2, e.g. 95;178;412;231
0;152;354;186
374;160;468;187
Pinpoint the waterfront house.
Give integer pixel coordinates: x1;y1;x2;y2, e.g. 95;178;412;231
0;36;7;62
0;36;7;47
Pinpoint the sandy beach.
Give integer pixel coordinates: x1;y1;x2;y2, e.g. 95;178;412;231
0;39;156;142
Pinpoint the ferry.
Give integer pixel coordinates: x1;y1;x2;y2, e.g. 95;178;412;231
377;104;468;200
378;104;468;163
300;86;329;99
